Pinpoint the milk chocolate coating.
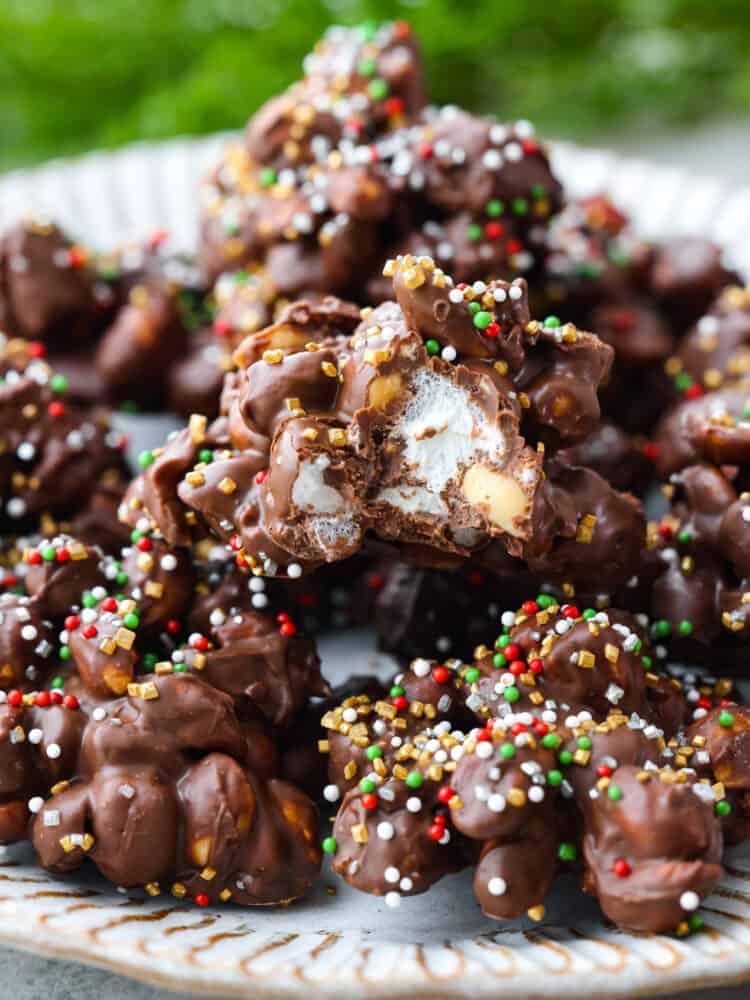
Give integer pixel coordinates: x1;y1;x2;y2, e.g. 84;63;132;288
0;220;218;413
67;480;132;555
95;275;188;408
0;355;129;532
279;674;386;798
649;463;750;648
200;22;561;301
23;535;106;619
474;820;559;921
582;765;723;933
519;462;645;589
450;736;558;842
199;608;328;728
330;769;467;898
650;240;740;333
25;673;321;905
119;538;194;630
0;518;329;746
0;221;110;344
593;302;674;434
689;705;750;844
653;383;750;476
243;21;426;171
557;421;652;495
672;286;750;391
167;269;280;419
415;107;563;223
373;562;532;663
533;195;638;322
0;698;86;843
0;594;57;691
323;693;441;799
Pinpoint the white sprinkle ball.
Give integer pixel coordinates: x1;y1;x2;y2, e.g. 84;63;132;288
488;877;507;896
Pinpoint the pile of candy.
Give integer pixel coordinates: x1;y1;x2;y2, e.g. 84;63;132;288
1;20;750;935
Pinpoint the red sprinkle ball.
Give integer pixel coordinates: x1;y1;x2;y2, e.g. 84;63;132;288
431;665;450;685
147;227;169;251
277;614;297;637
612;859;631;878
427;813;447;842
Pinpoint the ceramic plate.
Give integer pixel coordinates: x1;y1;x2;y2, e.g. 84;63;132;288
2;138;750;999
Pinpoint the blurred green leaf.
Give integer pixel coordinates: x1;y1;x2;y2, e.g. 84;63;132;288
0;0;748;169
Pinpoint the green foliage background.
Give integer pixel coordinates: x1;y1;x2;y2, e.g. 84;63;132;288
1;0;748;170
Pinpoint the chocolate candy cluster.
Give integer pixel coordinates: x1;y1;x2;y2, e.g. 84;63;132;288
320;598;738;935
0;339;130;546
0;220;213;414
0;527;329;905
637;287;750;665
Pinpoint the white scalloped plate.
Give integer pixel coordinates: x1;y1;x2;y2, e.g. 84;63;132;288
2;139;750;998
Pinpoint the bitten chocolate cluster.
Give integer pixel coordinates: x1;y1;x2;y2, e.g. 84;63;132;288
126;258;644;587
